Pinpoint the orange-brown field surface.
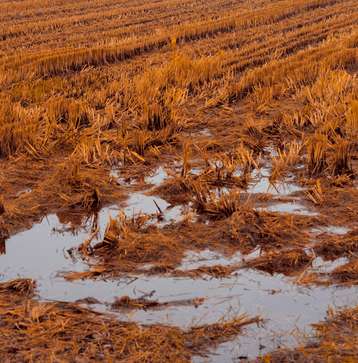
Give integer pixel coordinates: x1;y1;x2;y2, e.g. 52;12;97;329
0;0;358;361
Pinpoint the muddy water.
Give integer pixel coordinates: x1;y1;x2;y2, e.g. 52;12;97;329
1;171;358;361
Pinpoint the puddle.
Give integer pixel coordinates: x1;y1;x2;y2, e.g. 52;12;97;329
249;178;303;196
124;192;170;215
1;176;357;362
260;202;318;216
248;168;303;196
0;210;357;361
0;190;184;299
312;257;350;273
96;271;357;361
179;249;261;271
0;214;89;298
180;250;243;270
311;226;350;235
123;192;183;223
109;168;134;185
145;166;168;186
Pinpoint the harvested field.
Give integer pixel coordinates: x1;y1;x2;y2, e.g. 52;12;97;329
0;0;357;361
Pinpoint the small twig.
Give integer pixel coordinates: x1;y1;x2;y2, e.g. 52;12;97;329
153;199;163;215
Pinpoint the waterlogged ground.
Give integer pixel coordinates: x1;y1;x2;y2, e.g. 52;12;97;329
1;166;357;361
1;0;358;360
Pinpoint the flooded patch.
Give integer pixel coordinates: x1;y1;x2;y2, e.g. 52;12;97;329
180;250;243;270
312;257;350;273
102;270;358;361
109;168;134;185
3;0;358;360
0;162;355;362
0;191;185;302
0;203;357;361
311;225;350;235
123;192;184;224
247;168;303;196
145;166;168;186
0;214;89;299
260;201;317;216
